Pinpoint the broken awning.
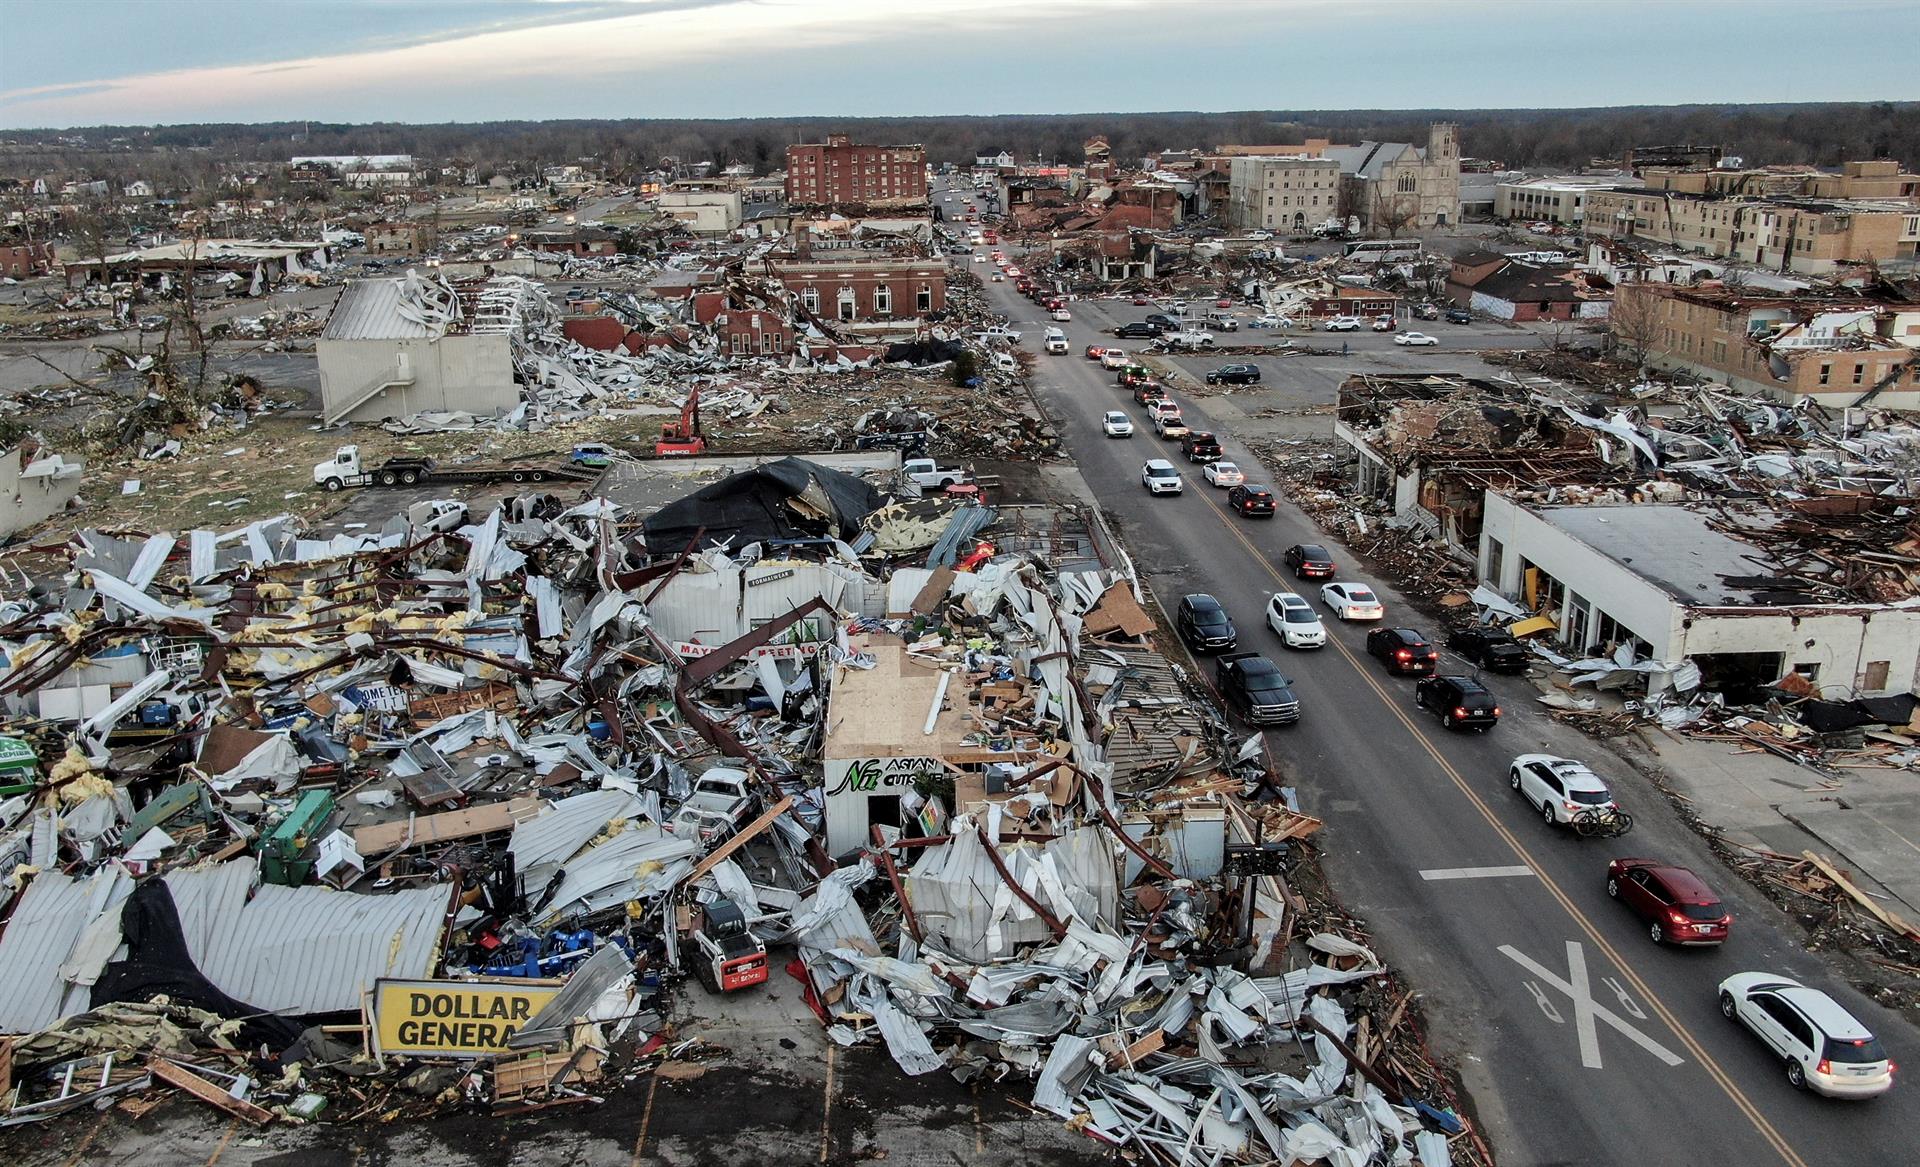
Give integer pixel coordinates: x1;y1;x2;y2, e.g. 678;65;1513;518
1507;614;1558;638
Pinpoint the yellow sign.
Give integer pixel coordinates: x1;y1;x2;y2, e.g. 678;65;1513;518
373;978;563;1057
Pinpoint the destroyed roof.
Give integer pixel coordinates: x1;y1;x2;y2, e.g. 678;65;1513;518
1536;504;1778;606
322;275;463;341
641;455;884;551
1473;263;1586;303
1322;141;1419;180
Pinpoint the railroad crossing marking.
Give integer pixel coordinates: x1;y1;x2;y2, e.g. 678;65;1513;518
1501;941;1684;1070
1418;865;1535;881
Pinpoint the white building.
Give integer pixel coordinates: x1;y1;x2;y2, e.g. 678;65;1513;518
1477;496;1920;696
1495;175;1623;224
656;189;743;235
317;277;519;425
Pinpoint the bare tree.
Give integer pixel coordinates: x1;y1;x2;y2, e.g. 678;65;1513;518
1375;193;1420;239
1607;283;1662;367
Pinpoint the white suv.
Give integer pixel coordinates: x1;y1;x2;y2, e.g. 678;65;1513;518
1141;459;1183;495
1324;316;1363;332
1508;753;1615;826
1719;973;1894;1098
1266;592;1326;649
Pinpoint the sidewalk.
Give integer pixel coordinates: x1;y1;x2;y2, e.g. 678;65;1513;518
1613;714;1920;923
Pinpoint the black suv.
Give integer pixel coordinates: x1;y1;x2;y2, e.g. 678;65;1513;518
1414;675;1501;730
1144;313;1180;332
1176;593;1238;654
1227;484;1277;518
1283;543;1336;579
1205;364;1261;385
1115;321;1162;339
1366;627;1438;675
1181;431;1223;462
1214;653;1301;726
1447;626;1530;673
1444;306;1473;324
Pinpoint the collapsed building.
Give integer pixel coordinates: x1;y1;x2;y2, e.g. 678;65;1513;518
0;449;1476;1161
1329;370;1920;701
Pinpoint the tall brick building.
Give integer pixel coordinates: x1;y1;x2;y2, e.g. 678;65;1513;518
786;134;927;208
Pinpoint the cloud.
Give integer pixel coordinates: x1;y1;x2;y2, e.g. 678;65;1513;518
0;0;1074;127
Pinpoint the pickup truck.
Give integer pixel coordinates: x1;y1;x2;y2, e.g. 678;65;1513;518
1160;330;1217;350
902;458;972;489
1214;653;1301;726
1201;312;1239;332
669;767;755;845
975;326;1022;345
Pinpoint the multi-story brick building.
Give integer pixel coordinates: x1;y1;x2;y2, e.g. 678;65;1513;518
1225;156;1342;232
692;290;793;357
760;256;945;323
785;135;927;208
0;240;54;278
1585;187;1920;274
1613;283;1920;408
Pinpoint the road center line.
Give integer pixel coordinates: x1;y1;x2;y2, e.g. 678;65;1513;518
1418;865;1535;881
1183;485;1809;1167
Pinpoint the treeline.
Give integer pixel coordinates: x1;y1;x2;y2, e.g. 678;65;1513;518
6;103;1917;180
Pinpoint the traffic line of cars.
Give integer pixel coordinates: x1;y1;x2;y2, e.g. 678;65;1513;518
1057;276;1898;1101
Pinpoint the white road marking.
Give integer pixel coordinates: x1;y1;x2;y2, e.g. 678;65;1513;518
1604;976;1649;1021
1418;865;1535;881
1502;941;1685;1070
1524;981;1564;1024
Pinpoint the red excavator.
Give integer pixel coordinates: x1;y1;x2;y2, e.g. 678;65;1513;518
656;387;707;456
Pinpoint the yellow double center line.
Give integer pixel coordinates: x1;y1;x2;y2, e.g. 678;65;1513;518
1186;476;1809;1167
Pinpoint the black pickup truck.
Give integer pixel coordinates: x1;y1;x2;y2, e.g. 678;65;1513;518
1214;653;1301;726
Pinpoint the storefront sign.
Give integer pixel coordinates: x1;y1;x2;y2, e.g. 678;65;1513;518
372;979;562;1057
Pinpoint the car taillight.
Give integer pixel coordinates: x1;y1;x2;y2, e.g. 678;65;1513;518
1456;707;1470;718
1563;801;1580;812
1425;651;1437;659
1816;1059;1832;1075
1396;649;1411;659
1492;707;1502;716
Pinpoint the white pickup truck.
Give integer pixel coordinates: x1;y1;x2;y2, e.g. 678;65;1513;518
975;326;1022;345
669;768;755;845
902;458;971;489
1161;330;1217;349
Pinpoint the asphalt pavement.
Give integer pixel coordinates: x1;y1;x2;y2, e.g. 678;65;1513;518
977;255;1920;1167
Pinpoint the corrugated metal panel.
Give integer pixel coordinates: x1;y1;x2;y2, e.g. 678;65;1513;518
0;867;133;1031
509;790;644;893
322;278;438;341
163;857;258;958
195;881;448;1013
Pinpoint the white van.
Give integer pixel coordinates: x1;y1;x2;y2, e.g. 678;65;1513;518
1043;327;1069;354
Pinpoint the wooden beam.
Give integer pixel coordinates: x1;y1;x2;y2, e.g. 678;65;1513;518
146;1058;274;1125
1801;850;1920;943
684;795;795;885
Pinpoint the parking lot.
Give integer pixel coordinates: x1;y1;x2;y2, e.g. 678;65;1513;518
1064;296;1566;439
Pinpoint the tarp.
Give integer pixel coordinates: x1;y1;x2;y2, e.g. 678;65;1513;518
642;457;884;552
90;880;306;1049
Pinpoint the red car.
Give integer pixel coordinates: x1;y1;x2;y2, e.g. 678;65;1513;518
1133;295;1151;306
1606;858;1731;945
1084;344;1105;361
1215;298;1233;309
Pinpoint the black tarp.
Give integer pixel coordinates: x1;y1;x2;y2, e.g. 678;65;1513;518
91;879;305;1051
642;456;884;552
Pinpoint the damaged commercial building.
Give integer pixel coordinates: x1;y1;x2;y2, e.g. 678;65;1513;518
1616;281;1920;409
317;273;521;424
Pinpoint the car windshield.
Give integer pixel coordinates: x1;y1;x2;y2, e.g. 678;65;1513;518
1284;608;1317;623
1679;902;1725;921
1345;588;1376;603
1148;467;1178;478
1301;546;1329;559
1215;463;1238;473
1824;1035;1888;1064
1568;788;1612;805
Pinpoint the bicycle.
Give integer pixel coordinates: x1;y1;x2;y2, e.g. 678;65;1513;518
1571;805;1634;839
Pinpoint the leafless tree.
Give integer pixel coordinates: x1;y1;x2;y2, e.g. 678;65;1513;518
1607;283;1662;367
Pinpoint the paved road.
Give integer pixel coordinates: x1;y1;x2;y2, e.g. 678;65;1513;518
977;259;1919;1166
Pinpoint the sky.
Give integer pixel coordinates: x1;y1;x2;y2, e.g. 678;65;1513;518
2;0;1916;130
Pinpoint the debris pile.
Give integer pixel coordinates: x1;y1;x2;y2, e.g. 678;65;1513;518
0;462;1478;1159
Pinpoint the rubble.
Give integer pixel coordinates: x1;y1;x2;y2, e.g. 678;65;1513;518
0;453;1477;1160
